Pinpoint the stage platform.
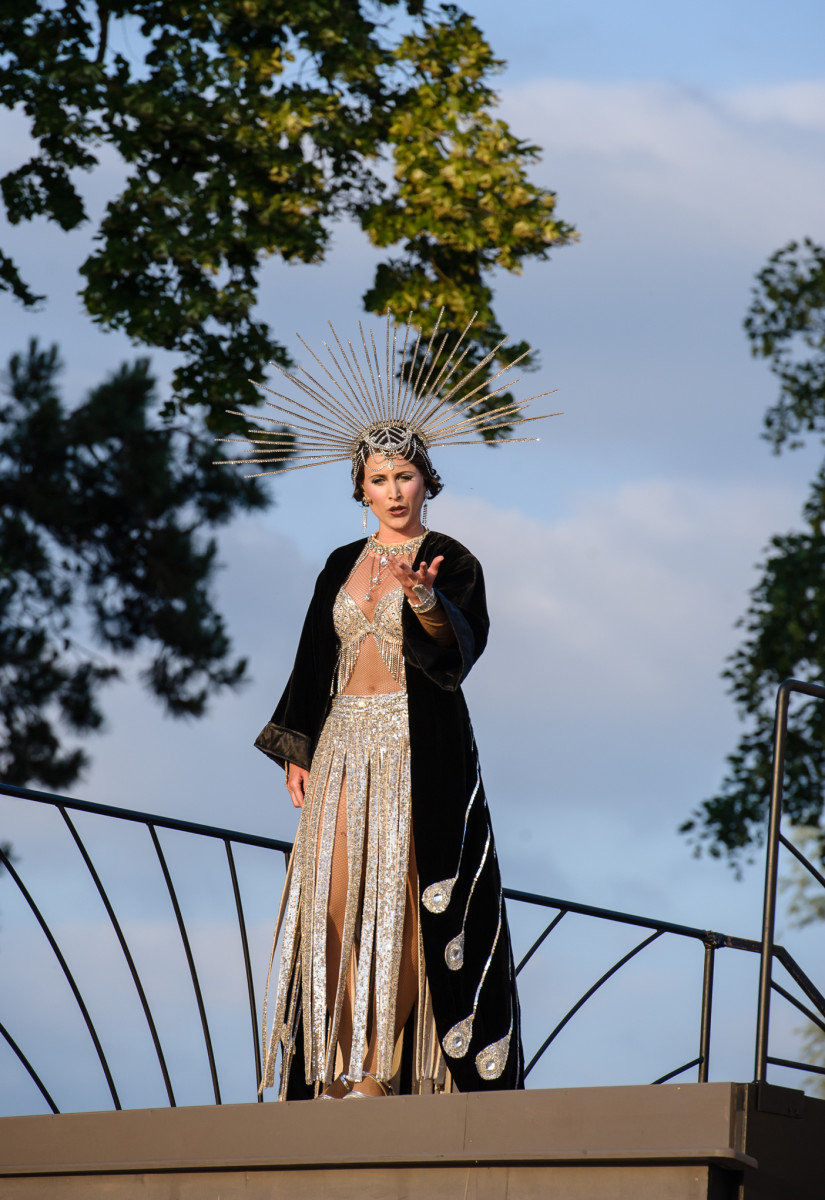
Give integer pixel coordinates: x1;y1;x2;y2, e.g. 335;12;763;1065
1;1081;822;1199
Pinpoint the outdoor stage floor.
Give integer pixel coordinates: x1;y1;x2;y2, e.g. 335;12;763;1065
1;1080;823;1199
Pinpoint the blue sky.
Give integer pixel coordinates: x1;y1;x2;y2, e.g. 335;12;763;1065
2;0;825;1113
469;0;825;86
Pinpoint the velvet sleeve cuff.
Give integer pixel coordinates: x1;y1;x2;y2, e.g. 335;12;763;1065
403;589;476;691
254;722;313;772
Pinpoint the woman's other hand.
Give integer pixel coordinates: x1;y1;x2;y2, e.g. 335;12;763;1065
286;763;309;808
387;555;444;603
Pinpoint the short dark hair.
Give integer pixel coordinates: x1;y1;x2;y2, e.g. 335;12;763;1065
352;442;444;502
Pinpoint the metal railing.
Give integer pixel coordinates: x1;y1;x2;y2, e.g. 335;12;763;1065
506;887;755;1085
1;679;824;1113
754;678;825;1085
0;783;290;1113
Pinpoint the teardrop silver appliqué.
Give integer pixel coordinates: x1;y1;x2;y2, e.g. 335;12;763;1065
443;830;489;968
442;1015;474;1059
422;876;456;914
442;894;504;1064
444;930;464;970
475;1027;512;1080
420;775;481;916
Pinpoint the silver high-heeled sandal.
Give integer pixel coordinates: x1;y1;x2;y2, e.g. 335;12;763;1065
318;1074;352;1100
343;1073;391;1099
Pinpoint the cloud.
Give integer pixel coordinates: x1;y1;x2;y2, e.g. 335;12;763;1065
499;77;825;249
444;476;797;720
725;81;825;131
434;478;796;913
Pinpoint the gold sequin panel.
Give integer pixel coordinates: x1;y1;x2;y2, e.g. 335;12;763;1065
262;691;412;1088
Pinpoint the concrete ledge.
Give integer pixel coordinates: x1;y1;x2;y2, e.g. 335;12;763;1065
3;1082;824;1199
0;1164;741;1200
0;1083;752;1175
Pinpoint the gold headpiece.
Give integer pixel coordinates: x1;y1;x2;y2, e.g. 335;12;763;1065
216;310;559;481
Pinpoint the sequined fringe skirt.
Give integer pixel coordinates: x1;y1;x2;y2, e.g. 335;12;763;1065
261;692;447;1097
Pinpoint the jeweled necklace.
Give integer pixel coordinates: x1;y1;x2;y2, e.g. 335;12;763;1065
363;532;426;602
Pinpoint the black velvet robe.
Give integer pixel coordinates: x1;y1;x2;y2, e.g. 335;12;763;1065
255;531;524;1094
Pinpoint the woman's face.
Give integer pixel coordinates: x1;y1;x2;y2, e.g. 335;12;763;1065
361;454;426;539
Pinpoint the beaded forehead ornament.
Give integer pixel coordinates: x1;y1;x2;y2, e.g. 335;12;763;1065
216;309;559;482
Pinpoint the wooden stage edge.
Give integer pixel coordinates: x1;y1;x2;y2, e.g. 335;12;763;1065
0;1081;823;1199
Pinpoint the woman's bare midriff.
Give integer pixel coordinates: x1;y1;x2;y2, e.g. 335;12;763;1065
340;637;404;696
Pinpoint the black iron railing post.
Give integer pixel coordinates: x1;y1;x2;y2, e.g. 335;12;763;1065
754;678;825;1084
149;825;222;1105
754;682;790;1084
224;839;263;1100
698;935;718;1083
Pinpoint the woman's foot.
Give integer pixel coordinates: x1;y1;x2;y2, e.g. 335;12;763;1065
319;1075;352;1100
344;1074;391;1099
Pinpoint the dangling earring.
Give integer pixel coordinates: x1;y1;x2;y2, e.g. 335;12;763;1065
362;498;370;533
422;500;429;532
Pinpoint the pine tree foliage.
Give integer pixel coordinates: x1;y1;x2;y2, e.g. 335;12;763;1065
0;341;265;788
681;241;825;865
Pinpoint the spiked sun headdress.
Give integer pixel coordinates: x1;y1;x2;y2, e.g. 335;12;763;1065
216;310;559;484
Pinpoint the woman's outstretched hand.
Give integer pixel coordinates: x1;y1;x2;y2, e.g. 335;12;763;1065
286;763;309;808
387;554;444;604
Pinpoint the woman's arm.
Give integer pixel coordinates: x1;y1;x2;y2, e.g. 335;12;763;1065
398;536;490;690
409;601;455;646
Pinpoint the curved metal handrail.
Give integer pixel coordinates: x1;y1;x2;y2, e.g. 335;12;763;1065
59;807;176;1106
0;1020;58;1114
2;759;824;1112
754;678;825;1084
148;824;221;1105
515;910;566;976
0;781;291;1113
225;840;263;1099
0;781;292;853
0;841;121;1110
523;930;663;1078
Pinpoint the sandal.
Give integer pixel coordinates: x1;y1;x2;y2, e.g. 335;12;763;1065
318;1075;352;1100
344;1073;391;1099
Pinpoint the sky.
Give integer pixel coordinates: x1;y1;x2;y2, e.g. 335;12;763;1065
2;0;825;1114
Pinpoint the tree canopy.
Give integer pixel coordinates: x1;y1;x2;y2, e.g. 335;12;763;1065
0;1;575;786
1;0;575;424
681;240;825;864
0;340;263;788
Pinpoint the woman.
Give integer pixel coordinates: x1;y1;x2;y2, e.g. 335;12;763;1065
220;312;556;1099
